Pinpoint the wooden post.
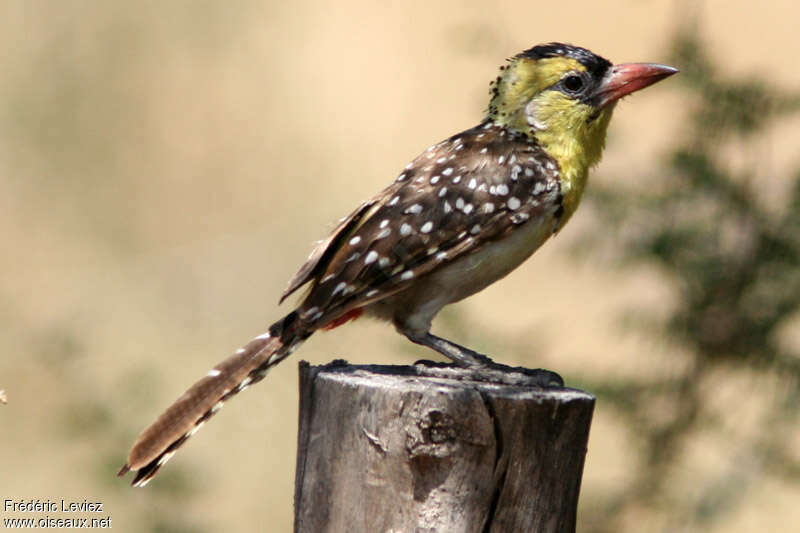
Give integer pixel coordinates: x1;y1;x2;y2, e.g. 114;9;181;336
294;360;595;533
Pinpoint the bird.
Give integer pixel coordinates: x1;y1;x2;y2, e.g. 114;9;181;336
118;43;677;486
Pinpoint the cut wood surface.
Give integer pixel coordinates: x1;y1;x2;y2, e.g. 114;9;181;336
294;361;595;533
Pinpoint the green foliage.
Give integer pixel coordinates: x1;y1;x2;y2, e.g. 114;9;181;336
576;23;800;532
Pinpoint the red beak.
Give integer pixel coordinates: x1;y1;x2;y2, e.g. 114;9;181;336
594;63;678;108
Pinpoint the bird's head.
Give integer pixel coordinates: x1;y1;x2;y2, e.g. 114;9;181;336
489;43;677;174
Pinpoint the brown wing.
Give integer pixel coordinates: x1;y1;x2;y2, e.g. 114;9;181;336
287;122;562;325
280;198;381;303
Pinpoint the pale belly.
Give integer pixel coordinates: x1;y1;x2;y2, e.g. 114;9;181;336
366;211;558;334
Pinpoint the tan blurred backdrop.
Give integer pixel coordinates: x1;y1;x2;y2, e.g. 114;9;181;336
1;1;798;531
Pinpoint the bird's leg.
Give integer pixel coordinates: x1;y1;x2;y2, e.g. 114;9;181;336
403;329;564;387
404;330;496;367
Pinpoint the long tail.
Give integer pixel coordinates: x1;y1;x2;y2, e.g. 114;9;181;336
118;311;309;487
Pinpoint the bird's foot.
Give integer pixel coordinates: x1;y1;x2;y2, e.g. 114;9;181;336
405;331;563;387
412;358;563;388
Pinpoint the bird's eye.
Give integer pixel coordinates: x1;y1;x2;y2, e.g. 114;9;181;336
562;74;585;93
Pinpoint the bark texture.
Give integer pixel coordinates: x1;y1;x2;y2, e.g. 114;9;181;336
294;361;594;533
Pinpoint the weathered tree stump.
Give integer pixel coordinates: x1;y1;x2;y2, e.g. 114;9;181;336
294;360;595;533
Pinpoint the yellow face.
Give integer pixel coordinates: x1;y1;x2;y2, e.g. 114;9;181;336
490;55;615;222
491;56;614;163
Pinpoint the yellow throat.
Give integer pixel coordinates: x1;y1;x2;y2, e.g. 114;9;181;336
488;55;616;225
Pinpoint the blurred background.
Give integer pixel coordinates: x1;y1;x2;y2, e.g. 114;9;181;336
1;1;798;531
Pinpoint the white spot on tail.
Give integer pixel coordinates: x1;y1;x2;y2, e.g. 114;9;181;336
349;236;361;245
420;221;433;234
188;421;206;437
332;282;347;297
302;307;320;319
208;369;221;377
256;332;271;340
157;451;176;467
400;270;414;280
400;223;412;236
238;376;253;392
365;251;378;264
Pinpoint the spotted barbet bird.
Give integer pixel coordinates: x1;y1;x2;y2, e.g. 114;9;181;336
119;43;677;486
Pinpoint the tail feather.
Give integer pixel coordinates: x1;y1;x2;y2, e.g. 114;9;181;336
119;313;307;487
